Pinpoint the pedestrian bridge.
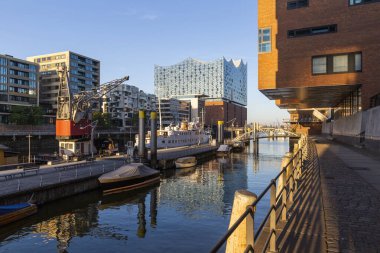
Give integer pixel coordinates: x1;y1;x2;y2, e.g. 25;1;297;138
232;127;300;143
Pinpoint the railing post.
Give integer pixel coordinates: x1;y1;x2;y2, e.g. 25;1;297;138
269;181;277;252
226;190;257;253
281;169;287;221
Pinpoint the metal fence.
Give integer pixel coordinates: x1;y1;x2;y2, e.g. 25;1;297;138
211;136;308;253
0;160;125;197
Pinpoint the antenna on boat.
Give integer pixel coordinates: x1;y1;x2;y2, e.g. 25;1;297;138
201;108;205;130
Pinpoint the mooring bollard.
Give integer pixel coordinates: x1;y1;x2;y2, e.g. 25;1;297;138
138;110;146;160
150;111;158;169
226;189;257;253
217;121;224;144
278;153;292;221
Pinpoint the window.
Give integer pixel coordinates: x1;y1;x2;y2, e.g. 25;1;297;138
333;55;348;73
288;25;337;38
312;52;362;75
370;93;380;108
259;28;271;53
312;57;327;74
349;0;380;6
287;0;308;9
355;53;362;71
0;67;6;75
0;58;6;66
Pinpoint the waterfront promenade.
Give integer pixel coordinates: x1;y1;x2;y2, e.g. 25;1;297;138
276;137;380;252
252;137;380;253
315;137;380;252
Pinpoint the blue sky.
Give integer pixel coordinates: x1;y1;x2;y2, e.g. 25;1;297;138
0;0;287;124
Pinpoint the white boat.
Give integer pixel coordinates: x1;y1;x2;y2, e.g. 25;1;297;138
98;163;160;195
217;145;232;156
136;121;211;149
175;156;197;168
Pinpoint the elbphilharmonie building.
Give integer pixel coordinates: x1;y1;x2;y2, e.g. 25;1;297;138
154;58;247;126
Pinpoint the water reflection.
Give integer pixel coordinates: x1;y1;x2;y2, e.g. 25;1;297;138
0;138;291;253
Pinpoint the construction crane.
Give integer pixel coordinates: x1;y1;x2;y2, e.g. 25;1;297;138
56;65;129;158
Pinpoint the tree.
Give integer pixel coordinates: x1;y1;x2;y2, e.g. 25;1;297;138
93;112;114;129
9;106;43;125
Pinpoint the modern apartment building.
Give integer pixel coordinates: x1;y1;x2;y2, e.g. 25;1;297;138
258;0;380;137
101;83;156;129
0;54;39;123
155;57;247;126
159;98;190;127
27;51;100;111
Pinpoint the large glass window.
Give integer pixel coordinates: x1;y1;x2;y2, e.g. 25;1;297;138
355;53;362;71
288;25;337;38
313;52;361;75
259;28;271;53
287;0;308;9
0;58;7;66
349;0;379;6
333;55;348;73
312;57;327;74
334;88;362;118
0;67;7;75
0;76;7;84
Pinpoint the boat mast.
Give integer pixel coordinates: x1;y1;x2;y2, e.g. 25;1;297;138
201;108;205;130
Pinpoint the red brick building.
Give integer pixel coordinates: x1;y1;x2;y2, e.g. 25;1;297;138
205;100;247;127
258;0;380;133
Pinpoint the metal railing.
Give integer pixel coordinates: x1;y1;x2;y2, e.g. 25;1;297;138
211;136;308;253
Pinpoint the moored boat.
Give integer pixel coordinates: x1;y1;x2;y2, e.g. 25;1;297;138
136;121;211;149
232;141;245;152
217;145;232;156
98;163;160;195
0;203;37;226
175;156;197;169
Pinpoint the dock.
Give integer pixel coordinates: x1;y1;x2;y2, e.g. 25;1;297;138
0;158;125;205
149;144;218;161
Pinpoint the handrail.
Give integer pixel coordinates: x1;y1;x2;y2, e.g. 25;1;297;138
210;136;307;253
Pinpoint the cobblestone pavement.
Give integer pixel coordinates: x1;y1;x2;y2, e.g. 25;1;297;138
315;138;380;253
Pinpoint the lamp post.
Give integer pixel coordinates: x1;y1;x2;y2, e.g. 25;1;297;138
26;135;32;163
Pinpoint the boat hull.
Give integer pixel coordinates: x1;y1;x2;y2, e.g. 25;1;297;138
0;204;37;226
100;173;160;195
175;161;197;169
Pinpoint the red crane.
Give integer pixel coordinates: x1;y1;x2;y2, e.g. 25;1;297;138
55;65;129;158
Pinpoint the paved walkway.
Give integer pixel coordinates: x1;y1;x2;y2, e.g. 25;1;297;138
315;137;380;253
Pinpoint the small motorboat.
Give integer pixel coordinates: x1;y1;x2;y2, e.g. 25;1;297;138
217;145;232;156
98;163;160;195
175;156;197;169
232;141;245;152
0;202;37;226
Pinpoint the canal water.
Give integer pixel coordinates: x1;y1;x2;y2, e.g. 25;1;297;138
0;138;291;253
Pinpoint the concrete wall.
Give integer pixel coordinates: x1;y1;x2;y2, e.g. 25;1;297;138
323;107;380;151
